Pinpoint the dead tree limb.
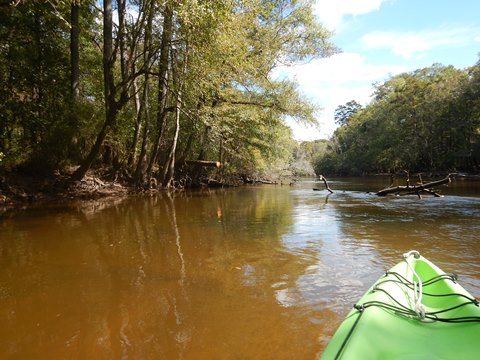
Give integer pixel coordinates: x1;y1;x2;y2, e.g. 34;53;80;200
313;175;334;193
376;174;452;197
184;160;222;168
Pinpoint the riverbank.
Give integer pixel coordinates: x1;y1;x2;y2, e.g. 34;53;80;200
0;168;132;206
0;166;287;206
3;167;477;207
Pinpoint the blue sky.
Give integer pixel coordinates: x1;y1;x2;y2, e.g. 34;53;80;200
283;0;480;141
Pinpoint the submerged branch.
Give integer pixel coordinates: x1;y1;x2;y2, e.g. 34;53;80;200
313;175;334;193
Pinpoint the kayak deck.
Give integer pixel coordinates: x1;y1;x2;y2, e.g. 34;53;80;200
321;251;480;359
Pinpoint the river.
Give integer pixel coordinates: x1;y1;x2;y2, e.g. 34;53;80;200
1;177;479;359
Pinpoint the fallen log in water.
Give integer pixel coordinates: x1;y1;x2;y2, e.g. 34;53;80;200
376;174;452;198
184;160;222;168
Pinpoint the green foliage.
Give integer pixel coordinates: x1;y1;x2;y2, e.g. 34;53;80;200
0;0;337;183
150;0;337;180
314;62;480;175
0;1;98;170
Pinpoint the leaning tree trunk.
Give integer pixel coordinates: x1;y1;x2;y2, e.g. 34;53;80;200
72;0;127;181
71;0;134;181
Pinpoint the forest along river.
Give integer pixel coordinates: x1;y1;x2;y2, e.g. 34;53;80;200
1;177;480;359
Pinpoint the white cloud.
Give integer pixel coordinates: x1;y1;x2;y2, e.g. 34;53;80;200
277;53;406;140
314;0;386;31
289;52;402;88
362;27;480;59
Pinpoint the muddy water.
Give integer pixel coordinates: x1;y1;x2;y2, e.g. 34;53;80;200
1;178;479;359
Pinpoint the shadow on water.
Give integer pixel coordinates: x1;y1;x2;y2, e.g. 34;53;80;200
0;177;479;359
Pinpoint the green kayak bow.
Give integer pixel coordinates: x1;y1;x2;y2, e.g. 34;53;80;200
321;251;480;360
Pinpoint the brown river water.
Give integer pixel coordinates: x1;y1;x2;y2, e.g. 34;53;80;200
1;177;479;359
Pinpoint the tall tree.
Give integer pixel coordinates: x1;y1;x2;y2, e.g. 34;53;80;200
71;0;135;180
161;45;189;188
144;1;173;180
70;1;80;99
334;100;362;127
131;0;154;177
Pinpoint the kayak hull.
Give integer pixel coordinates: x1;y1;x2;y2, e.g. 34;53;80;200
321;252;480;359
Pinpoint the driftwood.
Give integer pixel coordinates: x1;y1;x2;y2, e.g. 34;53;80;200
376;174;452;198
184;160;222;168
313;175;334;193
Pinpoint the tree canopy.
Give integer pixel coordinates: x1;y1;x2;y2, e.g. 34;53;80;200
315;62;480;176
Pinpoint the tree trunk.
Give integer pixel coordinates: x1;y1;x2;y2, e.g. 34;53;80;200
117;0;127;83
133;79;151;184
197;125;211;161
179;99;204;163
162;45;188;188
70;1;79;99
179;123;196;163
131;1;154;174
128;64;142;167
72;0;116;181
161;93;181;188
191;124;212;184
146;2;173;179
